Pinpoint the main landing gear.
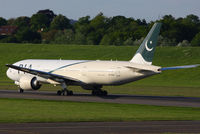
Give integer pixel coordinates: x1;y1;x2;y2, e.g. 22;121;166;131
57;90;73;96
92;89;108;96
57;83;73;96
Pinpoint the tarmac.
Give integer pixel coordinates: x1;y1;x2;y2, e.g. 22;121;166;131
1;89;200;133
0;121;200;134
0;90;200;107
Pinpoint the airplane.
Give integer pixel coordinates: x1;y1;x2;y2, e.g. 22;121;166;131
6;23;199;96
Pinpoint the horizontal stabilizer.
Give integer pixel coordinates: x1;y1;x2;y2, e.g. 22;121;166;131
159;64;200;71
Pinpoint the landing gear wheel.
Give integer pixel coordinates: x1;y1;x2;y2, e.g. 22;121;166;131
67;90;73;96
92;90;107;96
58;83;74;96
66;90;73;96
102;90;108;96
62;90;66;96
92;90;97;96
18;88;24;93
57;90;73;96
57;90;62;96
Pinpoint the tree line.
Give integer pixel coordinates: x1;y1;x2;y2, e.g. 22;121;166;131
0;9;200;46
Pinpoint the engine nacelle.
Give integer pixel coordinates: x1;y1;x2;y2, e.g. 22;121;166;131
19;76;41;90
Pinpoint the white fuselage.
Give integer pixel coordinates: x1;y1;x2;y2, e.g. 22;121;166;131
7;59;161;86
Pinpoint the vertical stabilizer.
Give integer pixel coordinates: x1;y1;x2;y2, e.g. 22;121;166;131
130;23;161;65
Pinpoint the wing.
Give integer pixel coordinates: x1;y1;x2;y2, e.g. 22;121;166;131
6;64;84;84
159;64;200;71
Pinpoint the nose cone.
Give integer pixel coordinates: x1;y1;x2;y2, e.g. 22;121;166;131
6;68;13;80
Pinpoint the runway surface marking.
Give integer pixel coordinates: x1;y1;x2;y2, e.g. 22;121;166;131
1;89;200;107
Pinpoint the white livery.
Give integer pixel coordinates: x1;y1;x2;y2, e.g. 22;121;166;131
6;23;199;96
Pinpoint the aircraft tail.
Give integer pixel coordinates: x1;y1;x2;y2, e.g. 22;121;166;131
130;23;162;65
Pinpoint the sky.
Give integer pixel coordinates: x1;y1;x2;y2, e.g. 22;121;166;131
0;0;200;21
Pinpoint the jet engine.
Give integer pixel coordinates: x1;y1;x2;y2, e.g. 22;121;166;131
19;76;41;90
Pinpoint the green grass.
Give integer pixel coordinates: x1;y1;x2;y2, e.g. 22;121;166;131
0;44;199;123
0;43;200;97
0;98;200;123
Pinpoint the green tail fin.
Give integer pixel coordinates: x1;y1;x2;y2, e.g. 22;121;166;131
130;23;162;65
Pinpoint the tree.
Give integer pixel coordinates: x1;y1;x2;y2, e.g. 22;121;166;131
0;17;7;26
109;16;129;27
105;16;143;45
53;29;75;44
41;29;58;43
74;16;93;45
50;14;71;30
159;14;200;43
13;16;30;28
37;9;56;23
90;12;108;30
7;18;16;25
87;13;110;45
133;25;147;40
100;31;124;46
0;36;17;43
123;38;134;46
100;34;112;45
185;14;199;24
86;31;102;45
191;32;200;46
74;16;92;38
74;32;86;44
15;27;41;43
75;16;90;26
136;19;147;26
30;13;49;31
180;15;199;42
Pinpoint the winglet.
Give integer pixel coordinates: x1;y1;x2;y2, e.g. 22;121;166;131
130;23;162;65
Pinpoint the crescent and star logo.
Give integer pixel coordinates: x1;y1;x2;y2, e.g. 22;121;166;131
145;40;153;51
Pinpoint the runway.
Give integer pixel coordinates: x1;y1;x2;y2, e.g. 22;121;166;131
0;121;200;134
1;89;200;107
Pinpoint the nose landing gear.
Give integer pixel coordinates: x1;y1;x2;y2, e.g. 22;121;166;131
18;88;24;93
